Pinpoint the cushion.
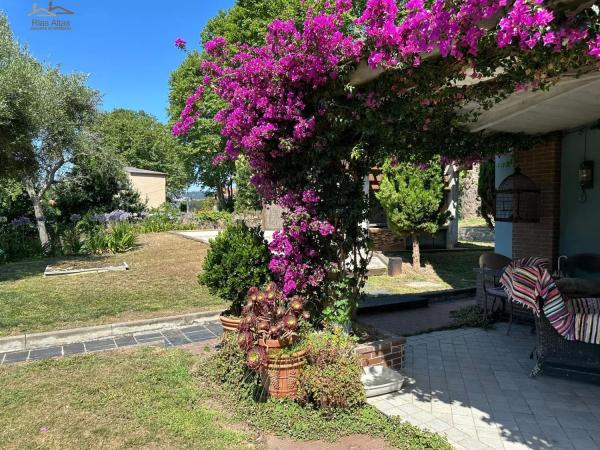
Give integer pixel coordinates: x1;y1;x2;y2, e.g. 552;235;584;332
556;277;600;298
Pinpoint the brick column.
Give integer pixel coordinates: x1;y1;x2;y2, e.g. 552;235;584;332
512;136;562;269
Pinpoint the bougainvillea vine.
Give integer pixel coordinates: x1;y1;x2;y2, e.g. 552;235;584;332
173;0;599;317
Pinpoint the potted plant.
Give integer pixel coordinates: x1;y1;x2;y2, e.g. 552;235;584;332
198;221;271;332
238;283;310;399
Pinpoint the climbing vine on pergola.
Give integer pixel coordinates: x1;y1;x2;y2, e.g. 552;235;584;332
174;0;600;321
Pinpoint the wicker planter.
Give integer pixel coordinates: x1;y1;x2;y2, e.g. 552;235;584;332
219;314;241;333
259;338;306;399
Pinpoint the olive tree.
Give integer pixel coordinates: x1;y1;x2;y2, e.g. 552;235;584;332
0;14;99;249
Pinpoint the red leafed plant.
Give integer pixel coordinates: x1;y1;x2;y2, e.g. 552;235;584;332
238;282;309;370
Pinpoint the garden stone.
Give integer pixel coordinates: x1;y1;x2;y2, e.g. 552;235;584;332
361;365;405;398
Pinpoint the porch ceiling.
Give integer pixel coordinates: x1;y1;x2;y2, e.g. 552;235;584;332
468;71;600;134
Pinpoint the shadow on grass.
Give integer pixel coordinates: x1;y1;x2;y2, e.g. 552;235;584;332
383;245;492;290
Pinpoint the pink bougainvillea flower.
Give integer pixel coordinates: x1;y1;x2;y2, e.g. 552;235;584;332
174;38;186;49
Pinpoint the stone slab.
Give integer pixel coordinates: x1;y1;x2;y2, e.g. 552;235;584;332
362;366;405;397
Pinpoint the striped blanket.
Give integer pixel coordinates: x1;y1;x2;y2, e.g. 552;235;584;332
500;258;600;344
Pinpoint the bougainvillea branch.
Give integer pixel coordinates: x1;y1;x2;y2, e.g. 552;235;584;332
173;0;599;315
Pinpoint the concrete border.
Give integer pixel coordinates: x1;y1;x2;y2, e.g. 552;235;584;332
0;310;221;353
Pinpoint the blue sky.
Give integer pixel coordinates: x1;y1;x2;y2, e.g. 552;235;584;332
2;0;234;123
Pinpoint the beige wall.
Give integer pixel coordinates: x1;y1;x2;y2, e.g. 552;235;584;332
128;173;166;208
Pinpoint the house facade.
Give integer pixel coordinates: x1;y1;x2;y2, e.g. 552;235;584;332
487;73;600;269
124;167;167;209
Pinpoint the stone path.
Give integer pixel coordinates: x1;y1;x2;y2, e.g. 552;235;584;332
368;323;600;450
0;321;223;365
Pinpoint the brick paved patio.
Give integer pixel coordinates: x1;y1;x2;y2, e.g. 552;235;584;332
368;323;600;450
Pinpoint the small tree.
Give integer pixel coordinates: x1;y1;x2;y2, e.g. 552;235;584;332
53;150;144;220
375;158;451;270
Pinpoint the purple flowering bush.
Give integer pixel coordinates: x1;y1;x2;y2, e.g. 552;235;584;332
173;0;599;321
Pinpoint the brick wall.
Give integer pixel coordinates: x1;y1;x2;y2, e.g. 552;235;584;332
369;227;407;252
355;337;406;370
512;136;562;268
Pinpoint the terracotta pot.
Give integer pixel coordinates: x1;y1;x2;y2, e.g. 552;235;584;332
259;340;306;399
219;314;241;333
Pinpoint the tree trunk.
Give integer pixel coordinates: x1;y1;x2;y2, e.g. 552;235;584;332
412;233;420;271
28;190;50;251
215;180;225;210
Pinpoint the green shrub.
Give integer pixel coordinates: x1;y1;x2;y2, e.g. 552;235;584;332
0;221;42;262
194;210;232;222
198;221;270;315
450;305;493;329
194;196;216;212
60;226;84;255
209;332;265;401
105;221;137;253
197;337;451;450
136;204;193;233
81;226;108;255
298;327;365;410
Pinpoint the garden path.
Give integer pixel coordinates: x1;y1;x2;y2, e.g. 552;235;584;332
0;321;223;364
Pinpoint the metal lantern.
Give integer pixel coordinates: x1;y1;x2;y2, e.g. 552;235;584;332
579;160;594;189
495;167;540;223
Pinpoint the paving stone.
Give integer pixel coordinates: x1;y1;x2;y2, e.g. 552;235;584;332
183;330;214;342
114;336;137;347
204;323;223;336
365;324;600;450
164;336;191;346
29;346;62;360
2;351;29;363
179;325;208;333
161;330;186;338
134;333;165;344
84;339;116;352
62;342;85;355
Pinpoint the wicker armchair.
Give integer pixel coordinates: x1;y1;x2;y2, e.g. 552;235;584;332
531;253;600;380
533;296;600;380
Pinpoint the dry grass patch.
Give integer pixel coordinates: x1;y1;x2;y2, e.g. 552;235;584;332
0;233;226;336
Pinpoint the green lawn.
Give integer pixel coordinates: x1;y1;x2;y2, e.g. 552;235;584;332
0;346;450;450
365;248;488;295
458;216;488;228
0;348;252;449
0;233;226;336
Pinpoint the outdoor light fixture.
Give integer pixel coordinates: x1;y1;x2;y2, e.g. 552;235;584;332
578;129;594;202
579;160;594;190
495;167;541;223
